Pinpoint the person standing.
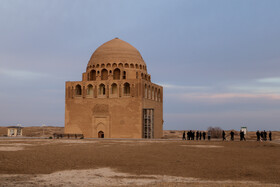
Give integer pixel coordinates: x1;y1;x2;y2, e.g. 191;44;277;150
192;131;195;140
203;131;206;140
199;131;202;140
182;131;186;140
269;131;272;141
196;131;199;140
222;130;226;141
264;130;267;141
256;130;260;141
230;131;234;141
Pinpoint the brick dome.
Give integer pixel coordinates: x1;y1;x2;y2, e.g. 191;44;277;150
87;38;146;68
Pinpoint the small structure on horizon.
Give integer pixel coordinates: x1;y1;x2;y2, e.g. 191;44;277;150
7;126;23;137
241;127;247;134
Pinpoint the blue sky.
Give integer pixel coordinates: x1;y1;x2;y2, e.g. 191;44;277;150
0;0;280;130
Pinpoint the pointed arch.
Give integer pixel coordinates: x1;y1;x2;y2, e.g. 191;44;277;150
113;68;120;80
155;88;158;101
158;89;161;102
151;87;154;100
75;84;82;96
148;85;151;99
145;84;147;98
87;84;93;96
99;84;106;95
123;71;126;79
123;82;130;96
101;69;108;80
89;70;96;81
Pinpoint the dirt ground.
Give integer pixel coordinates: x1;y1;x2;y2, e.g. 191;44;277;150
0;138;279;187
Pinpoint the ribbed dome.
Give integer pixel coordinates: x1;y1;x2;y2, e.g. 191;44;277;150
87;38;146;68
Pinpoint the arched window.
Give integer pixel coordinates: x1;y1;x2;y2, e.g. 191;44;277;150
145;84;147;98
135;64;139;69
125;63;129;68
113;68;120;80
101;69;108;80
140;65;142;69
123;71;126;79
87;84;93;95
118;63;123;68
101;64;105;68
152;87;154;100
99;84;106;95
123;83;130;96
96;64;100;68
155;88;158;101
111;83;118;95
113;63;117;68
130;64;134;68
106;63;111;68
141;73;144;79
148;85;151;99
158;89;161;102
75;84;82;96
89;70;96;81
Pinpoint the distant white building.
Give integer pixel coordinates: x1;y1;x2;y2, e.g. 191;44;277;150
240;127;247;134
7;126;23;137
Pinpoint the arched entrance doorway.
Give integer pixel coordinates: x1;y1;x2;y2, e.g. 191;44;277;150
98;131;104;138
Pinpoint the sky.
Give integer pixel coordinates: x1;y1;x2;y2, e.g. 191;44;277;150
0;0;280;130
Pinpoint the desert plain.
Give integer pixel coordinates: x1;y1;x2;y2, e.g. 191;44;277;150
0;127;279;187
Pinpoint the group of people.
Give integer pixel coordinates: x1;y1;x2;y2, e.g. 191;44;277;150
182;130;273;141
227;130;246;141
182;130;208;141
256;130;272;141
182;130;214;141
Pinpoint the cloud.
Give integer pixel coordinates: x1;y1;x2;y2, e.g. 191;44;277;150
257;77;280;84
0;68;49;80
228;86;280;94
166;93;280;103
159;83;208;90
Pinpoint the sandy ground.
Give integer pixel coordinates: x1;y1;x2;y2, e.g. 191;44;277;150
0;138;280;186
1;167;278;187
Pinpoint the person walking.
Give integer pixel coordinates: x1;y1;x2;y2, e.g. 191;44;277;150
222;130;226;141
